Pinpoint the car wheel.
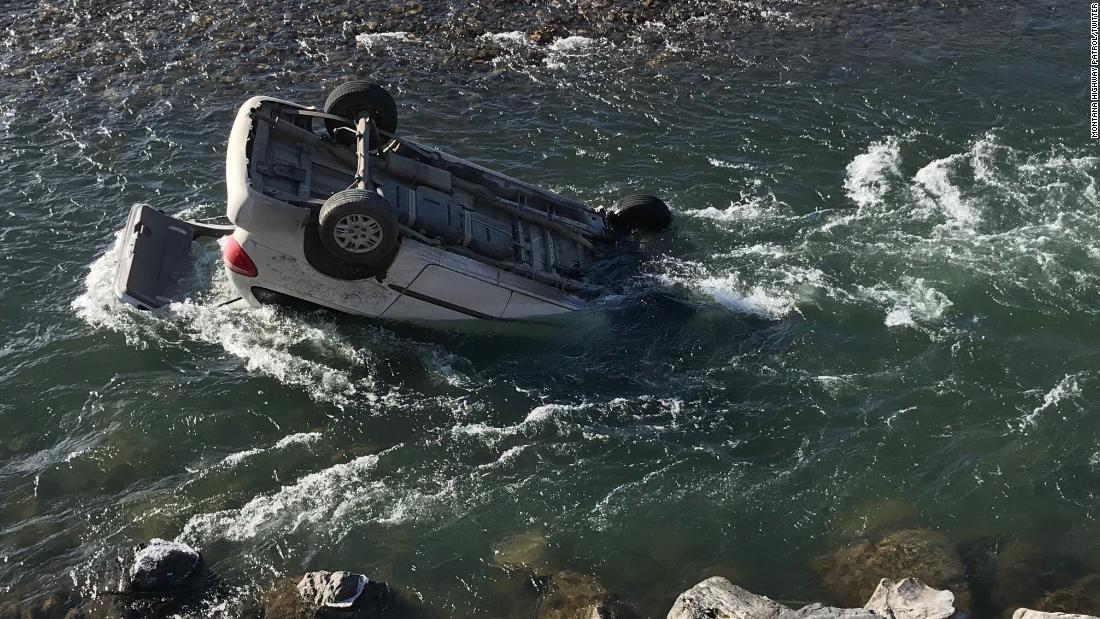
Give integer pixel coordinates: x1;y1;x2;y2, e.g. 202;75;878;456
319;189;399;264
605;194;673;233
324;80;398;148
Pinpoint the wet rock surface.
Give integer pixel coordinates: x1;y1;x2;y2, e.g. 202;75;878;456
259;571;417;619
296;571;370;609
0;592;77;619
970;540;1088;615
535;569;632;619
816;529;971;611
128;538;202;592
492;531;552;573
1033;574;1100;618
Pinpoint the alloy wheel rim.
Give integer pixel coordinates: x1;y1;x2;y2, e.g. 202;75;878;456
332;213;384;253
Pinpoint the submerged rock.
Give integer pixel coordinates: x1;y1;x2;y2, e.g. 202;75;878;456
834;499;920;539
536;570;629;619
816;529;971;611
492;531;551;572
0;592;75;619
1034;574;1100;617
987;541;1085;611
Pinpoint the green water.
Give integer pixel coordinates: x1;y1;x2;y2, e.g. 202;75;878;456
1;1;1097;616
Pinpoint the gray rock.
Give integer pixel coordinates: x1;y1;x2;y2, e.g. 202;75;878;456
666;576;788;619
263;572;400;618
1014;610;1099;619
815;529;971;611
298;571;369;608
668;576;957;619
863;578;954;619
788;604;881;619
128;538;201;592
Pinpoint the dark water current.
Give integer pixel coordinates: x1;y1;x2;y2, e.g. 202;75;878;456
0;1;1097;616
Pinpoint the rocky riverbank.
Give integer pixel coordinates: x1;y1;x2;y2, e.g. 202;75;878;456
5;526;1100;618
10;0;992;90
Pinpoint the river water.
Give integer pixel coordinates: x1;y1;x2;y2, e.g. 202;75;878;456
0;1;1096;616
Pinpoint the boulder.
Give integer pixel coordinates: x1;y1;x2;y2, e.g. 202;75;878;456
988;542;1084;610
667;576;956;619
666;576;788;619
863;578;954;619
1034;574;1100;617
0;592;74;619
261;572;397;618
128;538;202;592
786;604;880;619
536;570;628;619
816;529;971;611
1014;610;1099;619
297;571;368;609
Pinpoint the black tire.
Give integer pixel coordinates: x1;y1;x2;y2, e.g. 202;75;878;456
324;80;398;148
605;194;672;233
318;189;399;264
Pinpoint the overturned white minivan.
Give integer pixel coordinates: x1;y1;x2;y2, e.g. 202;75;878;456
113;81;672;321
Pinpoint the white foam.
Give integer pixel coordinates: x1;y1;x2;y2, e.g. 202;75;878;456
72;230;155;347
73;231;375;408
274;432;323;449
354;31;411;49
479;31;528;47
913;155;980;228
861;277;953;329
1022;374;1081;427
218;448;264;468
478;445;528;470
684;189;778;222
696;274;797;320
452;403;581;440
814;375;855;398
523;403;573;424
169;302;370;408
706;157;756;171
549;35;595;52
844;138;901;209
543;36;599;69
686;201;765;222
884;306;915;328
181;452;384;542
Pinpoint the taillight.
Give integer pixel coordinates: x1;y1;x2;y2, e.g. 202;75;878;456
222;237;258;277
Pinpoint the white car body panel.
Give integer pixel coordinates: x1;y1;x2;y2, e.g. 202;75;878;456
222;96;591;322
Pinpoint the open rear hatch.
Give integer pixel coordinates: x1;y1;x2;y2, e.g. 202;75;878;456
113;204;233;309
